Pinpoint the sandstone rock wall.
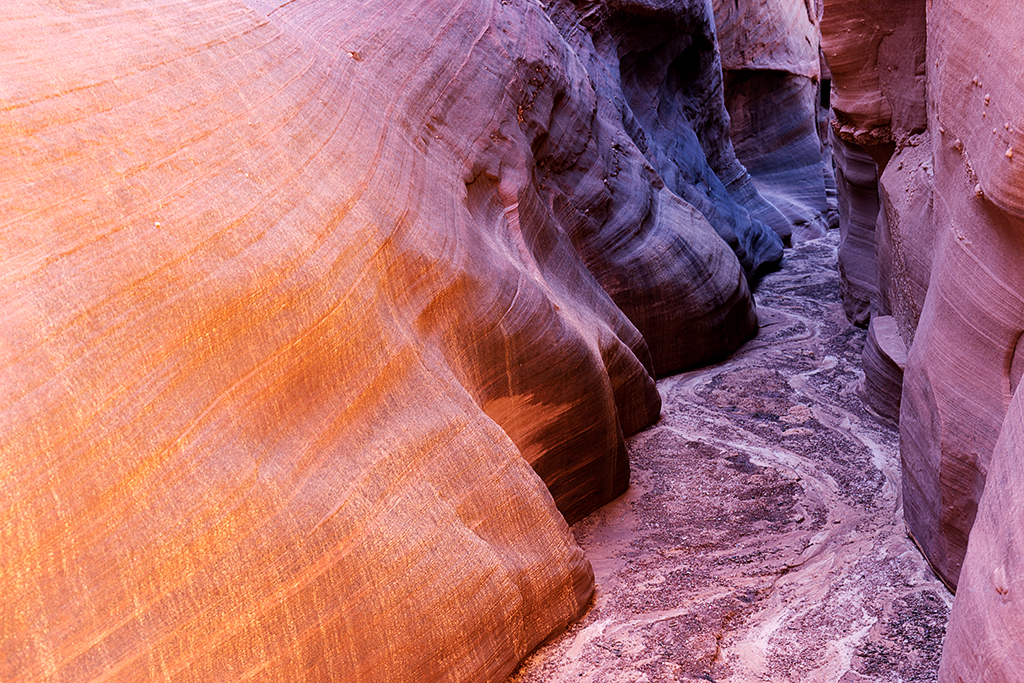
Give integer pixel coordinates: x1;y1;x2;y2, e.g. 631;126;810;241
940;372;1024;682
823;0;1024;676
549;0;786;282
714;0;835;241
900;0;1024;591
928;2;1024;678
821;0;927;325
0;0;784;680
831;129;880;326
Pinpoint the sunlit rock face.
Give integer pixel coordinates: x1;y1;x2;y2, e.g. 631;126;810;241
824;0;1024;669
0;0;781;680
714;0;835;241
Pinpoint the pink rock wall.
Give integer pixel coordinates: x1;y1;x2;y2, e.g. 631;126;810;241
900;0;1024;590
875;136;934;344
824;0;1024;674
821;0;927;327
821;0;927;147
831;129;881;326
940;368;1024;681
0;0;785;680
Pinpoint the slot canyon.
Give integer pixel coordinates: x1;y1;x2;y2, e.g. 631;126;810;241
1;0;1022;681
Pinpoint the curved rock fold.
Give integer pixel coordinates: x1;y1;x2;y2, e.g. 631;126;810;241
0;0;789;680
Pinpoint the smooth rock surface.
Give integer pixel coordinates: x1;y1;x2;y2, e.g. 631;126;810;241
821;0;927;330
859;315;907;424
820;0;927;147
511;232;951;683
899;0;1024;590
569;0;786;277
824;6;1024;675
940;375;1024;683
875;136;934;345
715;0;834;240
724;69;832;241
831;130;880;326
0;0;784;679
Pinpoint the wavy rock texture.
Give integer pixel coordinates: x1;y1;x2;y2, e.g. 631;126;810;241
0;0;786;680
940;378;1024;682
831;129;881;326
511;233;952;683
825;0;1024;670
714;0;835;241
548;0;786;278
875;135;934;344
858;315;907;424
908;0;1024;665
821;0;927;327
900;0;1024;591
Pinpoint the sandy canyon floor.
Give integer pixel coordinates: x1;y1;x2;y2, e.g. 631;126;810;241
510;232;952;682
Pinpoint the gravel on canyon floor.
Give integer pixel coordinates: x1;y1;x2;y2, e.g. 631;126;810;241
509;231;952;683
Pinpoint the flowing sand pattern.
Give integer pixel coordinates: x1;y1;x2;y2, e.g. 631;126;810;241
512;232;951;683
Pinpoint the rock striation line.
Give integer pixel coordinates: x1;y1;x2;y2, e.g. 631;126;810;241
821;0;1024;675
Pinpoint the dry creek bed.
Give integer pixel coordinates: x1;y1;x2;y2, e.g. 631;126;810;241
510;231;952;683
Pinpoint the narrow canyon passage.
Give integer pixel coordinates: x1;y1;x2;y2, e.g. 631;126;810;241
512;232;950;683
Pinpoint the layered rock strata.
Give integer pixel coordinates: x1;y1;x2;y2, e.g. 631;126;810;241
858;315;907;424
553;0;787;281
831;129;881;326
824;0;1024;676
0;0;784;680
821;0;927;326
925;5;1024;676
940;375;1024;682
714;0;835;241
900;0;1024;591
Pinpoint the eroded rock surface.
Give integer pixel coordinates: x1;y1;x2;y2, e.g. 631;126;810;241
858;316;907;425
0;0;786;680
940;374;1024;682
831;130;881;326
821;0;927;327
511;232;951;683
552;0;786;282
899;0;1024;592
714;0;835;241
823;0;1024;674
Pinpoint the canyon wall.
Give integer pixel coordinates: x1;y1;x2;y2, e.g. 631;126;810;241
821;0;928;326
940;374;1024;681
0;0;782;680
823;0;1024;677
713;0;835;242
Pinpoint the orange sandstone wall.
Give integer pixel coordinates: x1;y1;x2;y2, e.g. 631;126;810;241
0;0;780;680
